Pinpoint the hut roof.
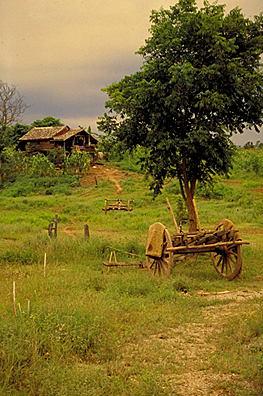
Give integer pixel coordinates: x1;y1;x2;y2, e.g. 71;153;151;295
53;128;99;143
53;128;83;141
19;126;68;141
19;125;99;144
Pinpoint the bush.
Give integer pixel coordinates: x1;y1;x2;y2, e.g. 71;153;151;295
233;148;263;176
0;175;80;197
0;249;38;264
196;181;232;199
63;152;90;175
0;147;28;183
47;147;65;165
27;154;56;177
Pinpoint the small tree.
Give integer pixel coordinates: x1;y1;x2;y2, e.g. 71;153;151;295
98;0;263;231
0;81;28;130
0;82;28;152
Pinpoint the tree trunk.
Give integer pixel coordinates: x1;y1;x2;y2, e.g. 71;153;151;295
179;165;200;232
184;190;200;232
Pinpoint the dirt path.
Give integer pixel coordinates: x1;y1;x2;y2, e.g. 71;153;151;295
121;290;263;395
168;290;263;395
81;164;128;194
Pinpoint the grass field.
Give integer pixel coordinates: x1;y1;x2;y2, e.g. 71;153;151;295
0;152;262;396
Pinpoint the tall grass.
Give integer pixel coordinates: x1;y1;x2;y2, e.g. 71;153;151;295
0;148;262;394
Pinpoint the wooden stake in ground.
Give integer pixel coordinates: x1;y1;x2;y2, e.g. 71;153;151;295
166;198;180;233
43;252;47;277
13;281;16;316
84;224;90;240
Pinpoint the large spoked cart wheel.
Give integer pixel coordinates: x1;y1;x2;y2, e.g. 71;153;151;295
211;245;242;280
211;219;242;280
145;223;173;276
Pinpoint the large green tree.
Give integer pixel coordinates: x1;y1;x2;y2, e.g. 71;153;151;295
98;0;263;231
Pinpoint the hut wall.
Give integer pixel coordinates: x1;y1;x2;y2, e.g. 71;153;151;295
25;140;56;153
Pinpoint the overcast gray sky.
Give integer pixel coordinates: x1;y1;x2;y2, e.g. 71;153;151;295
0;0;262;143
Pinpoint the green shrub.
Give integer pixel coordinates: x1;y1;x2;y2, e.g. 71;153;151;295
0;147;28;183
109;146;148;173
47;147;65;165
27;154;56;177
233;148;263;176
63;152;90;175
0;175;80;197
196;181;232;199
0;249;38;265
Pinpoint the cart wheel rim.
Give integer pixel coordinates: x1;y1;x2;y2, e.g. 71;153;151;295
211;244;242;280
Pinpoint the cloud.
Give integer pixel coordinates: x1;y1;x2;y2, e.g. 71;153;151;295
19;54;142;127
1;0;262;139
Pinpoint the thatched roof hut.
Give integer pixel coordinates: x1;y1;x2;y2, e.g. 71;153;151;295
19;126;98;156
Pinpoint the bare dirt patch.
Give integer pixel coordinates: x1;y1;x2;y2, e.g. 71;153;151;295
81;164;134;194
121;290;263;396
63;225;78;237
196;289;263;301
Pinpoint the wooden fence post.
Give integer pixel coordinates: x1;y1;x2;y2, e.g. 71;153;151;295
54;215;59;238
84;224;90;240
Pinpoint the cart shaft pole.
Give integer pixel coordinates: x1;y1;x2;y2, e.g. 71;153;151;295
167;240;249;253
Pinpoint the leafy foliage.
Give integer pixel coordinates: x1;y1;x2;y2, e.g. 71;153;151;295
234;147;263;176
0;123;30;152
0;147;28;183
63;152;91;175
0;148;83;192
98;0;263;229
27;154;56;177
31;116;63;127
47;147;65;165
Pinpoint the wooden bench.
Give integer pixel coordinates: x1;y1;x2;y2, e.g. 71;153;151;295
102;199;133;212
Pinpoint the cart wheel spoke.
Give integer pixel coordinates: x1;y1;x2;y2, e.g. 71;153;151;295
226;254;233;270
222;257;226;274
149;259;156;270
216;256;223;268
228;255;236;265
211;244;242;280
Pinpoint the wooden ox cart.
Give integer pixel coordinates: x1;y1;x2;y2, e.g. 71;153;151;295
146;204;249;280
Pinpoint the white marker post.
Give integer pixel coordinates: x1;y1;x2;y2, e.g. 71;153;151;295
13;281;16;316
44;252;47;277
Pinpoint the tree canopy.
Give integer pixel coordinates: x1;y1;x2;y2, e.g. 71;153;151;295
31;116;63;127
98;0;263;230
